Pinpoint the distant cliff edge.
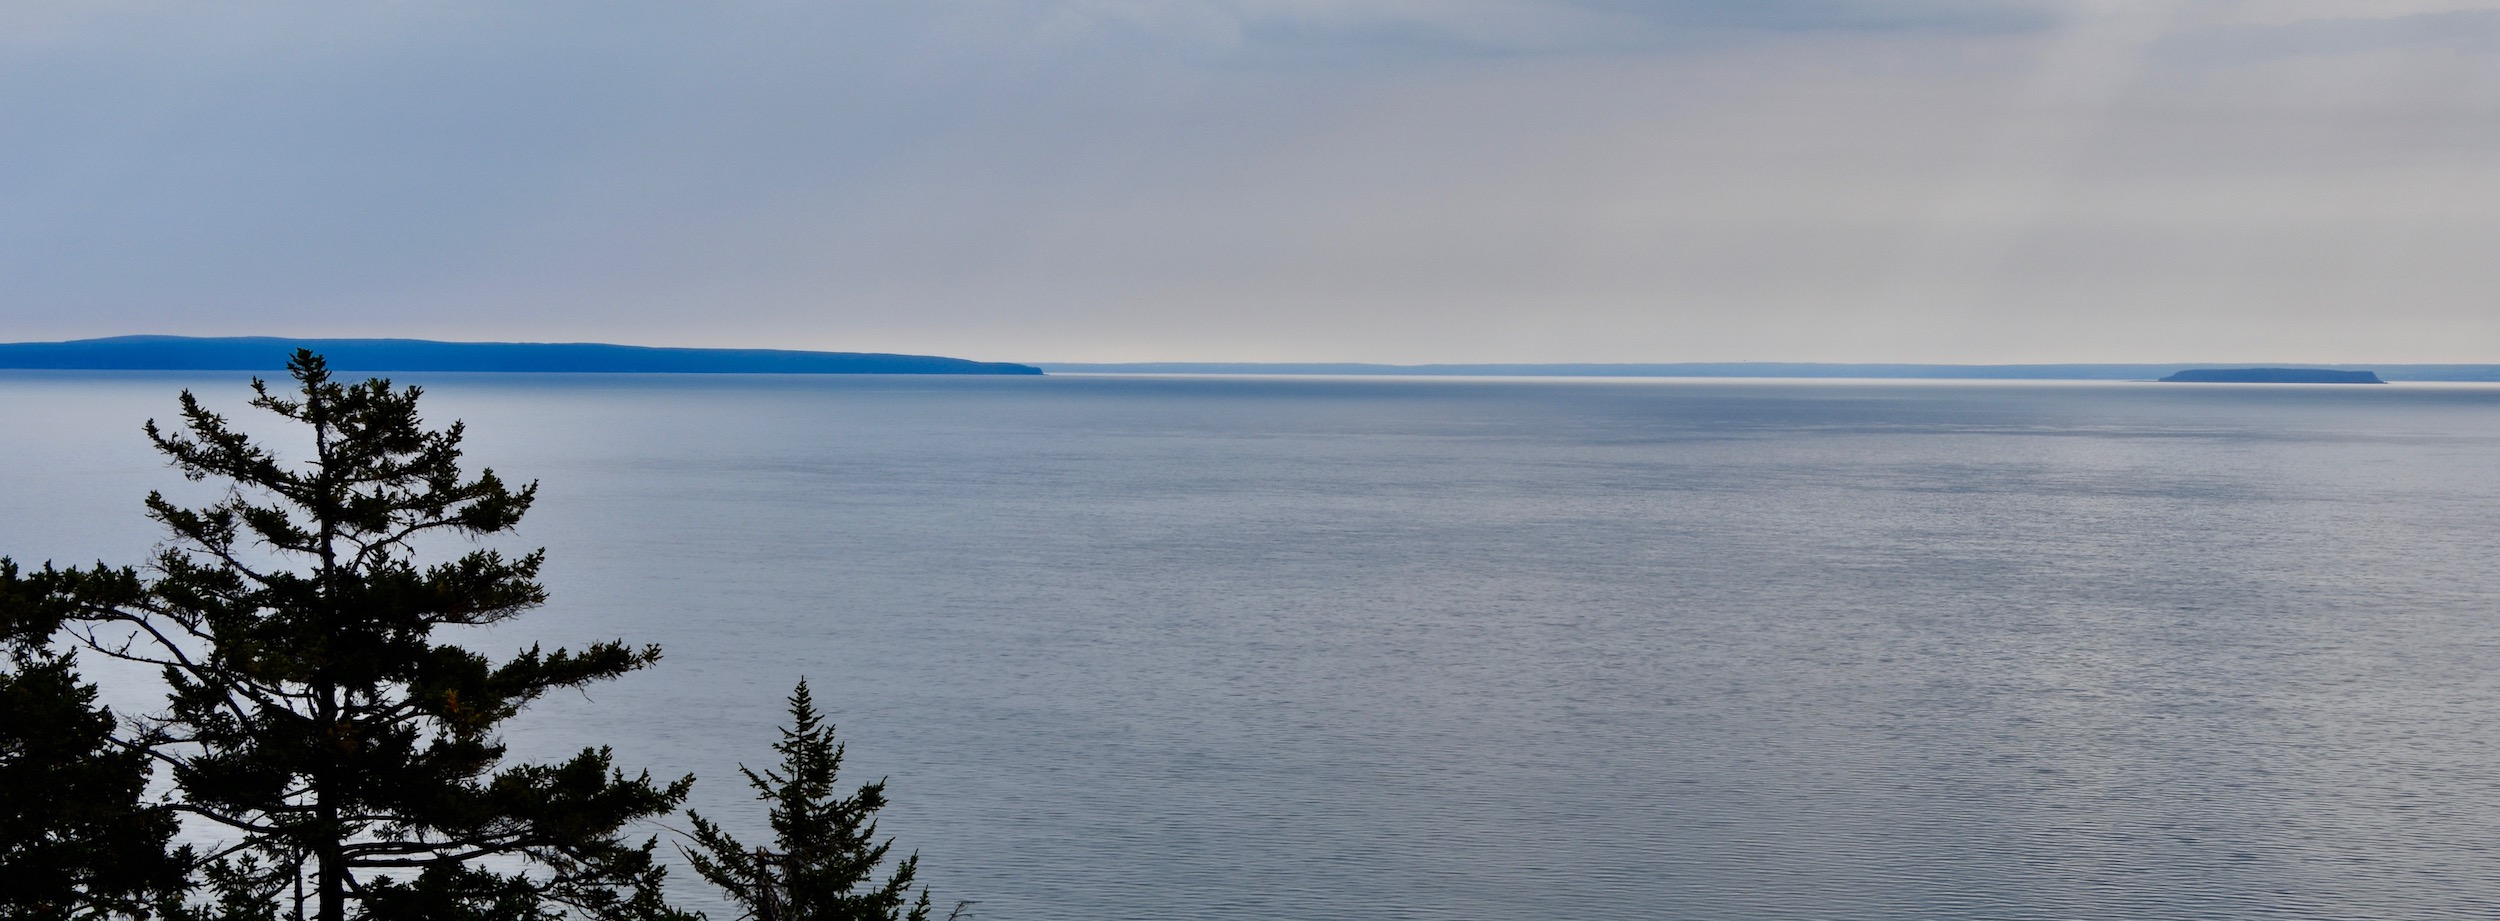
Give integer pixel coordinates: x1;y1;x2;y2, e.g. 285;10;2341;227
2158;368;2384;384
0;336;1043;375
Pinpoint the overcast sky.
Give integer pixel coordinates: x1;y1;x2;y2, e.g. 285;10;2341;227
5;1;2497;362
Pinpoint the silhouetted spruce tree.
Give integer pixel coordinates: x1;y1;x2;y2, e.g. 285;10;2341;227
1;560;191;920
39;351;693;921
682;680;933;921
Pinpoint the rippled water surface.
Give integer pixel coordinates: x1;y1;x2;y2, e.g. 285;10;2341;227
8;372;2500;919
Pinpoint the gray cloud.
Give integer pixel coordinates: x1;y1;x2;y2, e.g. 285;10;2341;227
4;1;2498;362
1154;0;2059;59
2151;10;2500;66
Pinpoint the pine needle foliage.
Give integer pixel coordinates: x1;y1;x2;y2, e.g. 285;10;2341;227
37;351;694;921
682;681;932;921
1;561;191;920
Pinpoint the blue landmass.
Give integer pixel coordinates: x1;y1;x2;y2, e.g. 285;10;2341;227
0;336;1042;375
2157;368;2384;384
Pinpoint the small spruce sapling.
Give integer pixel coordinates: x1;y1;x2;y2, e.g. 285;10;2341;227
682;681;934;921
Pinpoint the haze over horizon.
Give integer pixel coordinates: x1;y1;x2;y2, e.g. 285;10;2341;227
7;1;2498;364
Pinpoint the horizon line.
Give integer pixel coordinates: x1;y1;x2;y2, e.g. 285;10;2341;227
5;336;2496;379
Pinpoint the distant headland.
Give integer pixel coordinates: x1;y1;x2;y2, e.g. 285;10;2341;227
2158;368;2384;384
0;336;1043;375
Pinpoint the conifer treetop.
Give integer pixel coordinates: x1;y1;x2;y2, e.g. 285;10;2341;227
683;679;935;921
47;350;694;921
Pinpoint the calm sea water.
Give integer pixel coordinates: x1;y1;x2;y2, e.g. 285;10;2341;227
7;371;2500;920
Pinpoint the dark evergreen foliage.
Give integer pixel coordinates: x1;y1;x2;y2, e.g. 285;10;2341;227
1;561;191;920
31;351;694;921
682;681;933;921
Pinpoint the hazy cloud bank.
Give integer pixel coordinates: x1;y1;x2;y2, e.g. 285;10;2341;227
4;1;2496;362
